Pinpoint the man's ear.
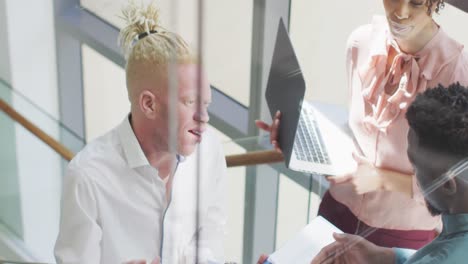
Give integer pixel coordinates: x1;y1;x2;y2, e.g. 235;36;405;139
139;90;157;119
442;177;457;196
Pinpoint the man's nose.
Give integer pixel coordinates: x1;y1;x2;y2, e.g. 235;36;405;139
194;106;210;123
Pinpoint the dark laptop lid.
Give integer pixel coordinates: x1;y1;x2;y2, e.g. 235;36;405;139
447;0;468;13
265;18;306;167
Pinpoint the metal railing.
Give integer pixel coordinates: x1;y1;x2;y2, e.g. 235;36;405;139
0;98;283;168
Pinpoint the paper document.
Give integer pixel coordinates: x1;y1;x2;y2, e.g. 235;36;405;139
267;216;343;264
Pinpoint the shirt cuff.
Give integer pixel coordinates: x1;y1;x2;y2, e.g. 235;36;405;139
393;248;416;264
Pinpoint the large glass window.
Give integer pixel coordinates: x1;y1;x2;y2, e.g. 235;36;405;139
80;0;253;106
2;0;463;262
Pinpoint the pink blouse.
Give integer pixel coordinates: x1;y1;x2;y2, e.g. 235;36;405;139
329;16;468;230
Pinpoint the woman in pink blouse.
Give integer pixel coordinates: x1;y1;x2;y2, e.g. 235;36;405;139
257;0;468;250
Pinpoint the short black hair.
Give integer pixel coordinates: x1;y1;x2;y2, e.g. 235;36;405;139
406;82;468;157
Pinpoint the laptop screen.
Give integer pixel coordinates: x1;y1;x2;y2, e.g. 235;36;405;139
265;18;306;167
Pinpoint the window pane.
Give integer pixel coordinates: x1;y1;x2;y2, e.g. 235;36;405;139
80;0;252;106
290;0;383;107
81;44;130;141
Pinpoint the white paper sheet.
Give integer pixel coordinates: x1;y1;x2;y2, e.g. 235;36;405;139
268;216;343;264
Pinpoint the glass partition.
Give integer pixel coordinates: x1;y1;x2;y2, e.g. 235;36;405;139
0;79;85;154
0;108;66;263
0;79;85;263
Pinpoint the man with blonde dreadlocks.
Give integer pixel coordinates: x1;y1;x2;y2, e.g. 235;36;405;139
54;2;227;264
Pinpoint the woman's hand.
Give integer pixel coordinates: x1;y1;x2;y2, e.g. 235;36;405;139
327;152;413;196
255;110;282;153
327;153;384;195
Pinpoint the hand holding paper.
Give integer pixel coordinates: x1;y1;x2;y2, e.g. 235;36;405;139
311;233;395;264
265;216;343;264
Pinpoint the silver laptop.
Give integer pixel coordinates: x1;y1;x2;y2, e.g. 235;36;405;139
265;18;356;175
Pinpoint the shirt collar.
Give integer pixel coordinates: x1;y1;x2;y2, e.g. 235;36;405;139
367;15;464;81
358;16;464;133
441;213;468;236
117;115;151;168
414;25;464;80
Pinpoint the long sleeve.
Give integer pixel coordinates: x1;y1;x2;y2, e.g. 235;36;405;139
54;167;102;264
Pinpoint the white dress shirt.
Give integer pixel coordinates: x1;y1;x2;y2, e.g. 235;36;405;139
54;116;227;264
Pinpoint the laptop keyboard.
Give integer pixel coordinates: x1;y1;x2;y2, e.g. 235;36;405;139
293;107;331;164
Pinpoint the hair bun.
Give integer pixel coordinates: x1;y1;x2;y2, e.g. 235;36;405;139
118;0;162;58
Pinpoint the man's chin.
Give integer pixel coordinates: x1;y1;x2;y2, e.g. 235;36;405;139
425;199;442;216
178;145;197;157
